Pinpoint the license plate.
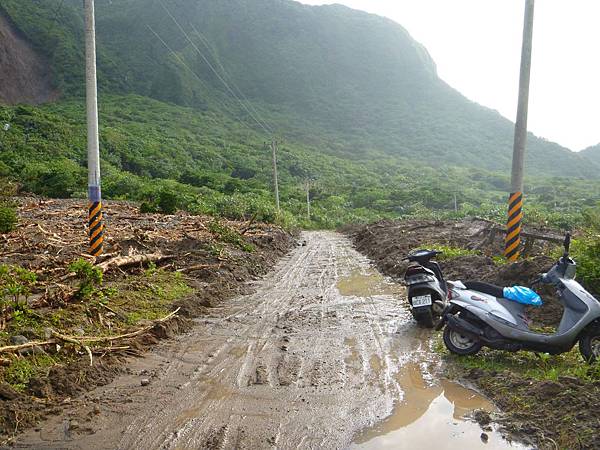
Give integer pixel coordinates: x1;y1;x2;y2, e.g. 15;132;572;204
412;294;432;307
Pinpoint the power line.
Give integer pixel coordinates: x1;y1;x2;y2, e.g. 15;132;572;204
147;25;258;134
190;24;274;137
157;0;273;135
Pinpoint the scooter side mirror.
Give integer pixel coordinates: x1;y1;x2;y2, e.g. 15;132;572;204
563;233;571;256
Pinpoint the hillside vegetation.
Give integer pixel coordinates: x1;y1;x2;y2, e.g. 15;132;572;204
0;0;599;228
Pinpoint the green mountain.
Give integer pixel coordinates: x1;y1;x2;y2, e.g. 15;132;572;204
581;144;600;165
1;0;596;177
0;0;598;229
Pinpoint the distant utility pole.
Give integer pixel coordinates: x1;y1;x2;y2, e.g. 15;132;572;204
505;0;535;262
84;0;104;257
270;140;280;213
305;179;312;221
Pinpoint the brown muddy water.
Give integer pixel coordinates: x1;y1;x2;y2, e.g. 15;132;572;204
16;232;529;449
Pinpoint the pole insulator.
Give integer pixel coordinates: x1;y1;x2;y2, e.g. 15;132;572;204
505;192;523;261
88;201;104;256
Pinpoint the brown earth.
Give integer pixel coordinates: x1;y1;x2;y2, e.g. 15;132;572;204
9;231;518;450
348;218;600;449
0;198;294;443
347;218;563;327
0;11;58;105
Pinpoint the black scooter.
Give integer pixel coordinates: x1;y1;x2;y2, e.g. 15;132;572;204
404;250;448;328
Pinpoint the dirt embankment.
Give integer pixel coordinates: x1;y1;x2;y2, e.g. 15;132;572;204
347;218;562;326
348;219;600;450
0;198;294;442
0;10;58;105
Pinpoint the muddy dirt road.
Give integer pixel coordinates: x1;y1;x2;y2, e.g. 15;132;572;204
15;232;523;449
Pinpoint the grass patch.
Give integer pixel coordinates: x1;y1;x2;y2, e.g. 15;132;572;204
438;342;600;382
0;269;193;392
2;353;65;392
208;219;255;253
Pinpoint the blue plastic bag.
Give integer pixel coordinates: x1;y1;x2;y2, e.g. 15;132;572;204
503;286;543;307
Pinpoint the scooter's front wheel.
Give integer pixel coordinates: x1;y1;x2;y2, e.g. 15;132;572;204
579;327;600;363
443;326;482;356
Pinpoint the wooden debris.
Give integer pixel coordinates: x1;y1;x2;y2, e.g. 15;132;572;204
0;308;181;357
97;253;174;273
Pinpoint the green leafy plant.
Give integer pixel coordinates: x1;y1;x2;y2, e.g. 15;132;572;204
0;202;18;233
68;259;103;300
208;219;255;252
0;265;37;312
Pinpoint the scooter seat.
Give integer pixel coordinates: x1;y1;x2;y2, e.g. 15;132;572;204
464;281;504;298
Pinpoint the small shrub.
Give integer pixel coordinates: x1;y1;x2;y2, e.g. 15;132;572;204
158;189;179;214
208;220;255;252
139;201;158;214
68;259;103;299
0;202;17;233
0;265;37;312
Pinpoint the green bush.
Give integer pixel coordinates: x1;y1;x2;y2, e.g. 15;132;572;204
0;202;17;233
68;259;103;300
0;265;37;315
158;189;179;215
208;219;255;252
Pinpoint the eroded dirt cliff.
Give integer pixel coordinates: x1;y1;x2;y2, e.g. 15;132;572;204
0;11;57;105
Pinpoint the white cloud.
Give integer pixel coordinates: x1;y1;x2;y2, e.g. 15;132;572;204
297;0;600;151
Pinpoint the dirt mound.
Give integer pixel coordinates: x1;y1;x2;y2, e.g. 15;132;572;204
348;219;563;326
466;369;600;449
0;11;58;105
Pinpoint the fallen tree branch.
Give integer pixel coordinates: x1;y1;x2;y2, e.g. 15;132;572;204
51;307;181;343
97;253;174;272
0;340;56;354
240;213;259;235
0;308;181;355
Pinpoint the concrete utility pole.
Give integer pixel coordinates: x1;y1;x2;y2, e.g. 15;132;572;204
271;140;280;213
84;0;104;257
505;0;535;262
305;179;311;221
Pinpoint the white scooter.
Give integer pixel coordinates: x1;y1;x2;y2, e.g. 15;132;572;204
436;234;600;362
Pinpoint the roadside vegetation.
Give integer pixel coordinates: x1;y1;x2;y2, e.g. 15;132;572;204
0;261;192;392
2;98;600;233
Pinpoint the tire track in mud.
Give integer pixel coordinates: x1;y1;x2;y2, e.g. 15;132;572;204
15;232;452;450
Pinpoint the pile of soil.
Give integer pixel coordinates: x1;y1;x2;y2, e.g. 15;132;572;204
0;197;295;441
348;218;562;326
466;368;600;450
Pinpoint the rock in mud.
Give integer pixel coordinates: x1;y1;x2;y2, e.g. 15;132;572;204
140;378;151;387
0;383;19;401
10;335;29;345
536;380;563;397
472;409;492;426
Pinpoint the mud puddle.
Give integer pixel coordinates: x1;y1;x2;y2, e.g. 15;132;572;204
337;268;403;297
352;363;527;449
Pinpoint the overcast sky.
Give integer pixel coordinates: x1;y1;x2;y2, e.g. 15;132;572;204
297;0;600;152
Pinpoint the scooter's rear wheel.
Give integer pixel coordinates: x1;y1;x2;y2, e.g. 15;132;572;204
443;326;482;356
579;327;600;363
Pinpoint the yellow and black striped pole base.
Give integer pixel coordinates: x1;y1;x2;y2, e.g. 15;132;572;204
505;192;523;261
88;201;104;257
